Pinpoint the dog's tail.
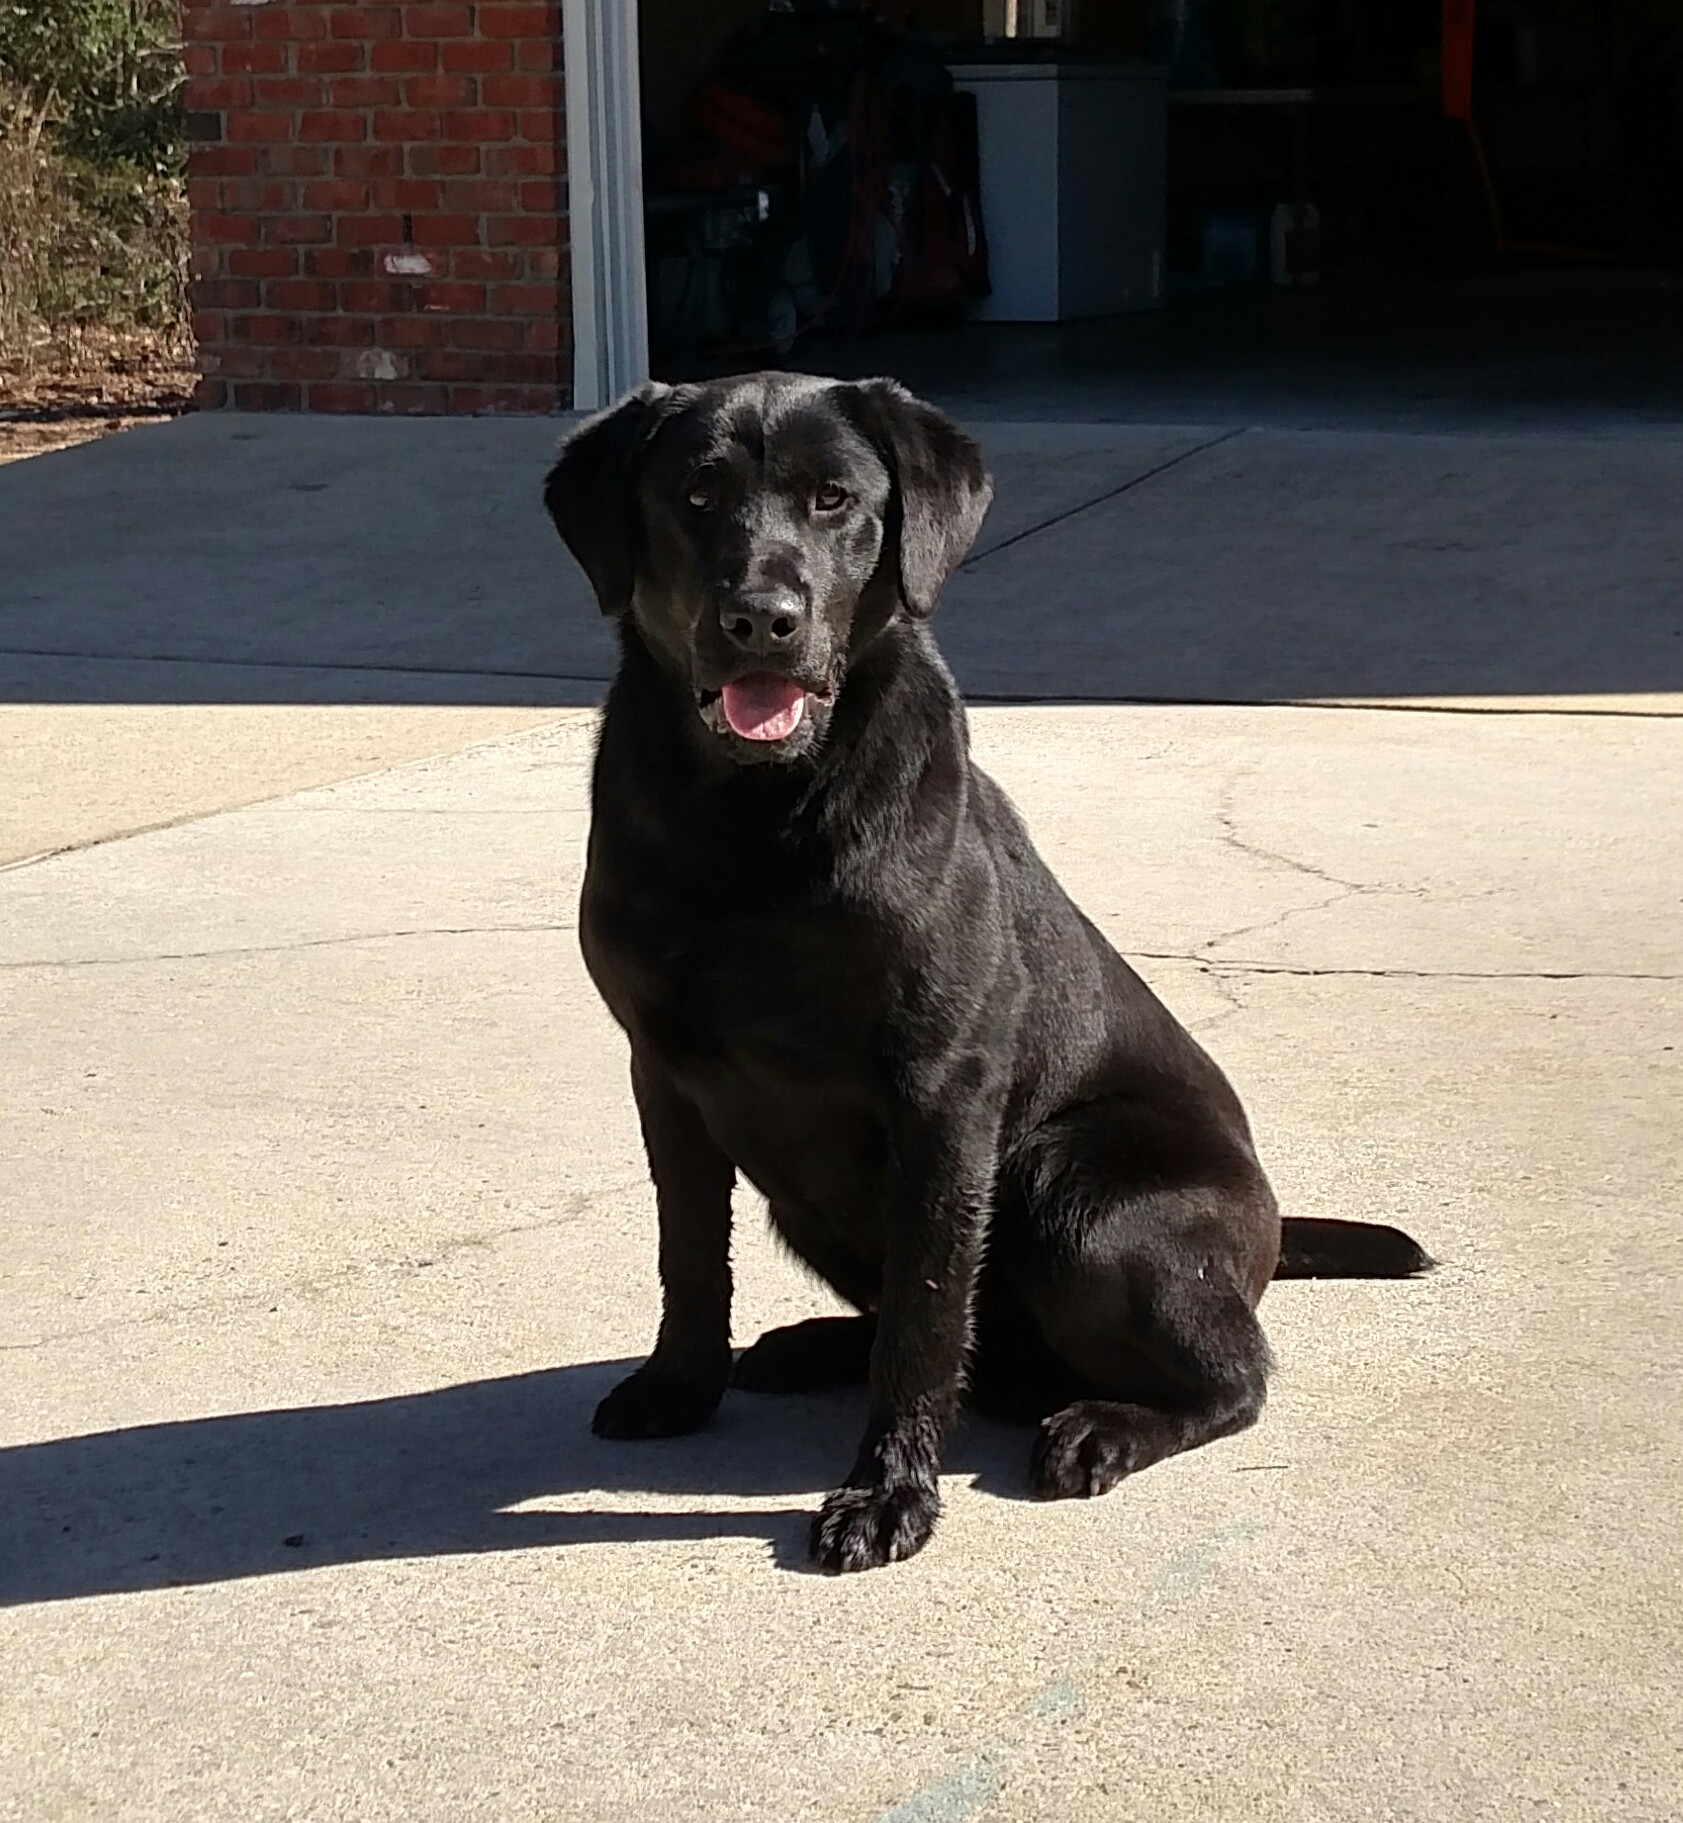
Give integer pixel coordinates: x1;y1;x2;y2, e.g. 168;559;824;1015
1274;1218;1435;1280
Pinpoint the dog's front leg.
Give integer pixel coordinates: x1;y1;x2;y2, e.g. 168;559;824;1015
810;1111;996;1573
592;1055;735;1439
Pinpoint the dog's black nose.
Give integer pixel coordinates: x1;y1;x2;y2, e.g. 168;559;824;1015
720;591;806;655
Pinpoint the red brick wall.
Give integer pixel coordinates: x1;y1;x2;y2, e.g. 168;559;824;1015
184;0;570;414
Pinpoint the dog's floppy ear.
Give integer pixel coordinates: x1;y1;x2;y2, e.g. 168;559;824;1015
542;381;670;616
845;378;992;617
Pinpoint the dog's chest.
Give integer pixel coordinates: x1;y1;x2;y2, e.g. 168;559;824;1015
584;863;884;1081
583;864;892;1220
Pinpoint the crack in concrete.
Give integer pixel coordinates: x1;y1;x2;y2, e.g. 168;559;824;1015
1193;881;1368;963
1132;772;1673;984
0;1191;636;1354
1211;770;1368;895
0;716;593;876
1185;964;1250;1037
1134;950;1678;982
0;802;303;877
0;921;575;970
961;692;1683;720
1187;767;1394;958
961;428;1247;567
0;644;614;689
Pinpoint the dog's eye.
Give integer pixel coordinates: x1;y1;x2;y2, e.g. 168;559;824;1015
685;470;717;511
813;483;848;514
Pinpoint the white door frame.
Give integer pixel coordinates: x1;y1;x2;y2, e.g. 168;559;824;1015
562;0;649;410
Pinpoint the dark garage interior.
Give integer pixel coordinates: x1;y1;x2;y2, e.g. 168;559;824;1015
633;0;1683;425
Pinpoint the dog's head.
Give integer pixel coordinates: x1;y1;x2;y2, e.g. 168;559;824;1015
543;372;991;764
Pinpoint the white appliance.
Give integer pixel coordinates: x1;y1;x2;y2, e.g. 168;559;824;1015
949;62;1167;321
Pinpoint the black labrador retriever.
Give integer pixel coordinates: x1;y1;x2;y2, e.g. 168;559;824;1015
544;372;1429;1573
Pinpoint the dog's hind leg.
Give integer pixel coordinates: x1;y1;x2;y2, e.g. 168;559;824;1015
741;1201;882;1391
734;1315;876;1392
1026;1241;1271;1499
1001;1097;1278;1497
965;1277;1084;1423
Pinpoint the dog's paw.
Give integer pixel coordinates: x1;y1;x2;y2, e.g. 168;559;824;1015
1030;1401;1140;1500
591;1365;724;1440
809;1481;940;1573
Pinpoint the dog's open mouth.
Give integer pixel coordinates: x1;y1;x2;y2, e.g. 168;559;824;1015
698;674;833;744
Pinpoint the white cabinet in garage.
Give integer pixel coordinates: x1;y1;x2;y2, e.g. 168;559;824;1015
950;62;1167;322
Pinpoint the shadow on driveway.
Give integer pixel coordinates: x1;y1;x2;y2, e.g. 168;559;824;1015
4;411;1681;707
3;1361;1037;1604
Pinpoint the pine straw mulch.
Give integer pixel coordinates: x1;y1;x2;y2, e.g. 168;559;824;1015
0;326;196;465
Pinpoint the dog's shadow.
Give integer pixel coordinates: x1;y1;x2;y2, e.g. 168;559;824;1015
2;1359;1040;1605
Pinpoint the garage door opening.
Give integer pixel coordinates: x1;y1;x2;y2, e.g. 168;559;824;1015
625;0;1683;428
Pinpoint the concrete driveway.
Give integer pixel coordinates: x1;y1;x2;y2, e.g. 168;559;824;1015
1;410;1678;1821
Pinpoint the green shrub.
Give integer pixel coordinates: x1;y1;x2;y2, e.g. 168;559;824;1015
0;0;184;174
0;0;186;354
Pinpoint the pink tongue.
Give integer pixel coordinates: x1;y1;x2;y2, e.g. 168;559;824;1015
721;674;807;742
